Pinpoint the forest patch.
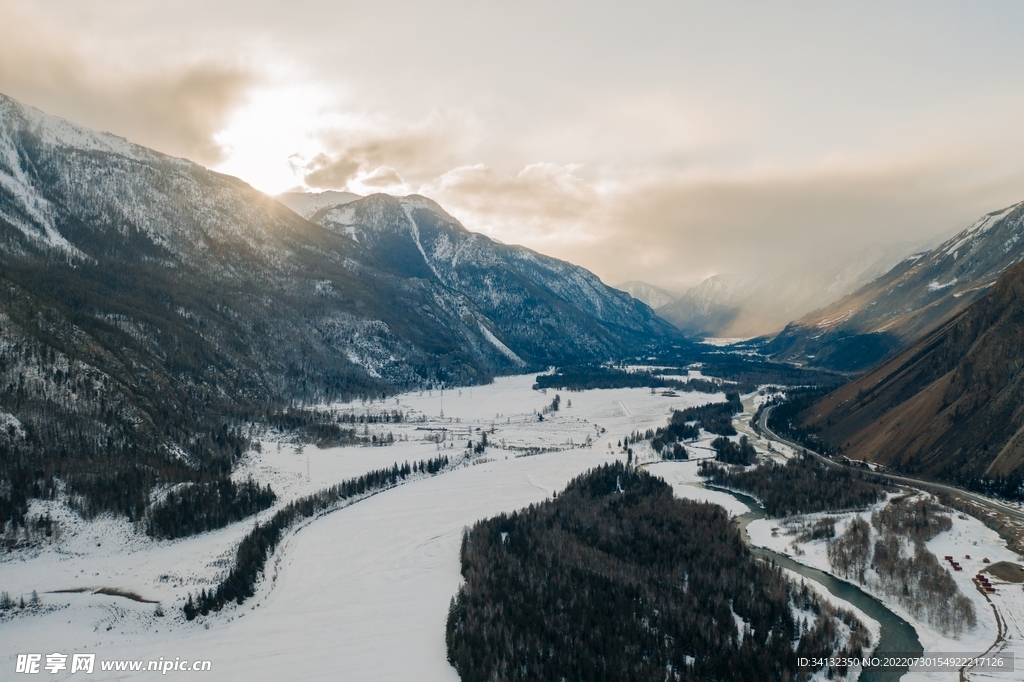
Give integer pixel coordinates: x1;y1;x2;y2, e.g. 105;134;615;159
446;462;870;682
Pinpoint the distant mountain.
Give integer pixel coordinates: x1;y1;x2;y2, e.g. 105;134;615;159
655;274;749;337
803;256;1024;484
767;202;1024;371
0;92;678;527
655;246;910;339
276;190;361;220
614;280;681;309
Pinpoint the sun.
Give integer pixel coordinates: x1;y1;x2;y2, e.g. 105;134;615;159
213;82;336;196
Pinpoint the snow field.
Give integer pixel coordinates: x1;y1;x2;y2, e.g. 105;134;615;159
746;498;1023;681
0;376;727;680
8;374;1011;681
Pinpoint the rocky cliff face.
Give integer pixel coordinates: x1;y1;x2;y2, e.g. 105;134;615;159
312;193;679;366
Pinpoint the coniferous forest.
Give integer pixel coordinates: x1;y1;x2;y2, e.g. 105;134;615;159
711;435;758;465
446;462;869;682
145;478;277;540
699;454;889;517
647;394;743;457
674;392;743;436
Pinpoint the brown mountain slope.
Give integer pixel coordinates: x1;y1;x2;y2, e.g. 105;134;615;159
804;257;1024;483
768;201;1024;372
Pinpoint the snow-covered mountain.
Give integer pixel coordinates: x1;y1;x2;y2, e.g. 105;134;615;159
313;193;679;366
613;280;681;309
767;201;1024;371
0;92;678;527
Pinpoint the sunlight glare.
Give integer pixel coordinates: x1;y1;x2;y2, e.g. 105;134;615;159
213;83;336;195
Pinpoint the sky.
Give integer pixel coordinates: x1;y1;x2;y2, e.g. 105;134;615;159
2;1;1024;289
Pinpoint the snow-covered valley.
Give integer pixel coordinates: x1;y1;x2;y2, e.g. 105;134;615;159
1;376;728;679
2;375;1022;681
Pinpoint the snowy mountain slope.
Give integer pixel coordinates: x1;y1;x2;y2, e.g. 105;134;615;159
314;193;681;365
613;280;681;309
0;92;678;531
767;201;1024;371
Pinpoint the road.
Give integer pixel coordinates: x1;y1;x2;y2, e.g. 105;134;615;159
756;404;1024;523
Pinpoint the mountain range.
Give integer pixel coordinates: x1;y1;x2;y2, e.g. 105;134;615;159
277;190;361;219
766;202;1024;371
613;280;681;310
0;92;677;527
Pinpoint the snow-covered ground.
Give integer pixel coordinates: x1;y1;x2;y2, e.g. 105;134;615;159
0;375;728;680
644;460;750;517
4;374;1021;681
748;501;1023;681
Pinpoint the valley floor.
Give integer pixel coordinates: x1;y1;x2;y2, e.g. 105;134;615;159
1;375;1020;681
735;395;1023;681
1;377;726;680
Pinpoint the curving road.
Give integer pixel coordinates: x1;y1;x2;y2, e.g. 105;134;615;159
756;404;1024;523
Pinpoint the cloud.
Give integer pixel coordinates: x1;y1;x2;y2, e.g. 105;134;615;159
0;4;253;165
301;110;476;190
426;162;601;243
302;154;363;188
359;166;405;189
422;156;1024;289
603;162;1006;280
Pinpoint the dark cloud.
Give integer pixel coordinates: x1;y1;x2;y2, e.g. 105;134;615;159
302;154;363;189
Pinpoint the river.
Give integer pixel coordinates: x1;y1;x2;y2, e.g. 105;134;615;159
706;485;923;682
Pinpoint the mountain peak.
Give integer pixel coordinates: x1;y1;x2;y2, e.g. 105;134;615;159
613;281;681;309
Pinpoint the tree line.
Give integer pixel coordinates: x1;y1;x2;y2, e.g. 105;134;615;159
446;462;870;682
183;454;450;620
673;392;743;436
762;388;842;457
645;394;743;459
145;478;277;540
264;407;407;447
711;435;757;465
649;354;845;393
533;365;733;394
